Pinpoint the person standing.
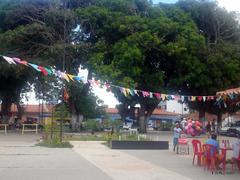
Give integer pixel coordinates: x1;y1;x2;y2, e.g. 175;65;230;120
173;123;182;152
232;134;240;170
206;121;211;137
211;119;216;132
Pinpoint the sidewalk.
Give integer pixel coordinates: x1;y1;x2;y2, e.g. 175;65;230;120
72;141;192;180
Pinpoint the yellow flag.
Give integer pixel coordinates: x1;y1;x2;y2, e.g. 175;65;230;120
62;72;70;82
67;74;75;81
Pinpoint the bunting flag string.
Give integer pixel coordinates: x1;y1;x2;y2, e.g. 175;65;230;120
1;55;239;105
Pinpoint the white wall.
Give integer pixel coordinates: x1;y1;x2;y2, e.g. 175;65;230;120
166;100;189;114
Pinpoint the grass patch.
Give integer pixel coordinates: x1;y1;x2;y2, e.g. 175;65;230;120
36;141;73;148
66;133;150;142
66;134;107;141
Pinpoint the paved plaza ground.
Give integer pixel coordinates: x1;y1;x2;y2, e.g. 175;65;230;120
0;132;239;180
0;133;111;180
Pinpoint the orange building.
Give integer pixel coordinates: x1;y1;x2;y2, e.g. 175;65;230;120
0;104;53;124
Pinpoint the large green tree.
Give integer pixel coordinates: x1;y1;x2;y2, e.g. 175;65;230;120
76;0;206;132
0;0;104;126
176;0;240;127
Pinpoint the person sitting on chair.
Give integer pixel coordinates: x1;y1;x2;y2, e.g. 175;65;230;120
206;133;223;169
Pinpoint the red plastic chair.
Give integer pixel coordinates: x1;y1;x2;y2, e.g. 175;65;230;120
220;148;227;175
192;139;204;166
177;134;189;154
203;144;217;172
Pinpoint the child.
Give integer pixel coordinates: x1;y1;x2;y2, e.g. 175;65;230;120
173;123;182;151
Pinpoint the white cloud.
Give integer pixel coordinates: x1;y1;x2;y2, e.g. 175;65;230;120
218;0;240;12
93;86;119;108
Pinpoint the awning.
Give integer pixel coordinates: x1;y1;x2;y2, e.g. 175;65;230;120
216;87;240;95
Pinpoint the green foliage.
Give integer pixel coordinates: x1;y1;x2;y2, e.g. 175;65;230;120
42;123;61;143
175;0;240;116
1;0;240;128
40;116;72;148
67;82;106;118
0;0;102;122
76;0;207;132
66;132;149;142
54;104;70;119
103;119;122;132
81;119;122;133
68;134;106;141
177;0;240;44
36;141;73;148
83;119;102;132
157;122;172;131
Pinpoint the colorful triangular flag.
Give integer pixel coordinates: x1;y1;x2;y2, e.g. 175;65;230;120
203;96;206;102
61;72;70;82
142;91;150;98
73;76;81;82
67;74;75;81
2;56;16;64
154;93;161;100
134;90;139;96
12;57;28;66
29;63;41;72
38;66;48;76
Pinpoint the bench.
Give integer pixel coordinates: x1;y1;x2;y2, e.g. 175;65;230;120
22;124;38;134
0;124;8;134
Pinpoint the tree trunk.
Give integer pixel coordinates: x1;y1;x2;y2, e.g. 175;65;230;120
217;112;222;132
198;108;205;122
71;113;83;132
16;103;24;120
139;105;146;133
1;96;12;123
120;103;128;123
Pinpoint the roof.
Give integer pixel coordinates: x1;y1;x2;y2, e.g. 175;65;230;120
106;108;180;116
106;108;119;114
152;109;180;116
217;87;240;95
2;105;179;116
0;104;54;113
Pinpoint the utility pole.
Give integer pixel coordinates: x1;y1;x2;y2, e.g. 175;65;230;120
60;0;67;143
182;102;183;120
179;90;184;120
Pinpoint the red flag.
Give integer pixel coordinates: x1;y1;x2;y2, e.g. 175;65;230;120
38;66;48;76
63;88;69;102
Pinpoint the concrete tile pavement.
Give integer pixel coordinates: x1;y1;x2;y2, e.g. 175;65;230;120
72;141;192;180
0;133;112;180
71;137;240;180
123;149;240;180
1;132;239;180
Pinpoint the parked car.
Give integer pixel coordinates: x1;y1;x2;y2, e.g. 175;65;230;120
219;123;235;135
123;124;131;130
225;121;240;137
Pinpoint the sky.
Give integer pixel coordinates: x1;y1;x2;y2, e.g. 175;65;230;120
25;0;240;110
153;0;240;12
